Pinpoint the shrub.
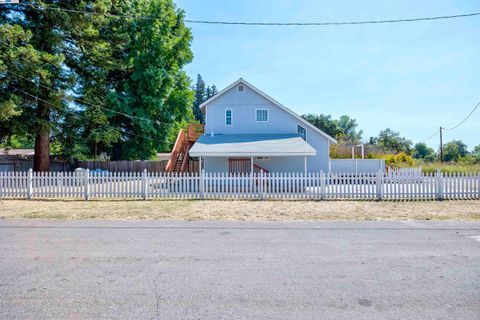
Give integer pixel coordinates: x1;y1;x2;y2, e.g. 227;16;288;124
383;152;414;167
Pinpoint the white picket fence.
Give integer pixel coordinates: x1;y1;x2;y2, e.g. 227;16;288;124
0;169;479;200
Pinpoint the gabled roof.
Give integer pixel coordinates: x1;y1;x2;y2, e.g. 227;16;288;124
199;78;337;144
189;134;316;157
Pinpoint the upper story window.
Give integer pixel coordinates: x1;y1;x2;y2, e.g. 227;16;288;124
256;109;269;122
238;84;244;93
225;109;232;126
298;125;306;140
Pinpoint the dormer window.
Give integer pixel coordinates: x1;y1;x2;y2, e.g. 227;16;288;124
238;84;244;93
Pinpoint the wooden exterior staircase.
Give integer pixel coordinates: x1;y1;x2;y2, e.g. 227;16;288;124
166;124;204;173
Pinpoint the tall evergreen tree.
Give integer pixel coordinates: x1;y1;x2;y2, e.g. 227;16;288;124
0;3;71;171
192;76;218;124
1;0;195;164
206;84;218;100
193;74;207;123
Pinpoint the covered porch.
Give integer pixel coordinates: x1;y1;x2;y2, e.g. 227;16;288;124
189;134;316;174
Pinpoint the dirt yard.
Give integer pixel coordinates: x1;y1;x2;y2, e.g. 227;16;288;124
0;199;479;221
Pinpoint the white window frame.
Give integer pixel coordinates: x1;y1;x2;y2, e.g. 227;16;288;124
238;84;244;93
255;108;269;122
225;108;233;126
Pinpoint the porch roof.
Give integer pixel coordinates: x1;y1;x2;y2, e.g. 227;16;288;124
189;134;316;157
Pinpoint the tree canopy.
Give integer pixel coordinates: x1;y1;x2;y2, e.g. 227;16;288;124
442;140;468;162
192;74;217;124
370;128;412;154
302;114;362;143
412;143;436;162
0;0;195;168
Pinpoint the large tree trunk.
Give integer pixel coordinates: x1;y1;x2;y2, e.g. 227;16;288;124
33;88;51;172
33;132;50;172
112;142;122;161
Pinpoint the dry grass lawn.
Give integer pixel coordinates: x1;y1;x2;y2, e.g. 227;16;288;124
0;199;479;221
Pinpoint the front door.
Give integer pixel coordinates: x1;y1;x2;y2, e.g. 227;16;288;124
228;158;251;173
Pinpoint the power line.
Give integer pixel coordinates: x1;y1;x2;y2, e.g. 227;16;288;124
443;102;480;131
3;68;173;127
419;100;478;148
16;2;480;26
9;84;167;144
420;130;440;143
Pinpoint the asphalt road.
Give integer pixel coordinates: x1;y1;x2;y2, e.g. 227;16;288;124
0;220;479;320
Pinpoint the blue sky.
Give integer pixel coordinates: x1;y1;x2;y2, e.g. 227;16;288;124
176;0;479;150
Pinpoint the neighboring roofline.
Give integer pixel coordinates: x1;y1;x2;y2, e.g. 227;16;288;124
199;78;337;144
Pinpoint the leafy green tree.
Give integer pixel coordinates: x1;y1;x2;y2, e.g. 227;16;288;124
335;115;363;143
64;0;195;160
374;128;412;154
302;114;342;138
471;144;480;163
442;140;468;162
2;0;195;165
302;114;363;143
412;143;436;162
473;145;480;157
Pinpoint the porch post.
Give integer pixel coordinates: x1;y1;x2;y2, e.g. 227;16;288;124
250;157;254;174
304;156;307;175
198;156;202;174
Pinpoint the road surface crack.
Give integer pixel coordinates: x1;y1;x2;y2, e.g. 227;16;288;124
151;277;162;320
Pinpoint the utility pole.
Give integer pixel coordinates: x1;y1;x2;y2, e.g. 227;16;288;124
439;126;443;163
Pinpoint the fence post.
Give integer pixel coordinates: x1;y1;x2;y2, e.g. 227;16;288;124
84;169;90;200
376;170;383;200
142;169;148;200
260;170;265;200
320;171;326;200
436;170;444;200
27;168;33;199
200;169;205;199
478;172;480;200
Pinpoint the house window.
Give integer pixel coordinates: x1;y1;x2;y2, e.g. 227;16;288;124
298;125;306;140
238;84;244;93
225;109;232;126
256;109;269;122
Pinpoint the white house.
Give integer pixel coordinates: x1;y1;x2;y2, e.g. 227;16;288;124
188;78;336;174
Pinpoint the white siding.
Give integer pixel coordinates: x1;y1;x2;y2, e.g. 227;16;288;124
204;82;330;172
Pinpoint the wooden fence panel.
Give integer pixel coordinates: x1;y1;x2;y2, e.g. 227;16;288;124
76;160;198;173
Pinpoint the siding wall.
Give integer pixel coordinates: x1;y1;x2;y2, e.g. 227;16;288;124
203;82;330;173
204;156;306;173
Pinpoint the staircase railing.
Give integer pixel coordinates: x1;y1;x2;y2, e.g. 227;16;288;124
228;159;269;174
187;124;204;142
253;164;269;173
180;143;190;172
167;124;204;173
166;129;185;172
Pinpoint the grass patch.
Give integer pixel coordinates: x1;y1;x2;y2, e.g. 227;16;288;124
0;199;479;221
418;162;480;174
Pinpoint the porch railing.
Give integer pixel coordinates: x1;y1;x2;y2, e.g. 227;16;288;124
228;159;269;173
